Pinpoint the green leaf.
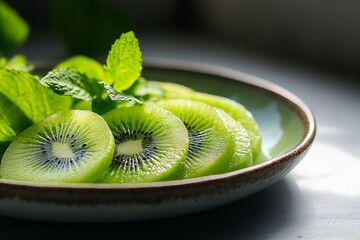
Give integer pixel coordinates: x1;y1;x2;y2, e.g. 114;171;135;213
41;68;102;101
91;97;117;116
50;0;133;56
0;92;32;157
104;31;142;91
0;1;29;54
92;82;142;115
0;93;31;142
0;57;6;69
100;81;142;104
56;55;106;81
0;68;72;123
3;54;33;72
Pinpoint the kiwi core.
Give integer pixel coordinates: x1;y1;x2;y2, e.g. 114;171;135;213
51;142;75;158
116;140;143;156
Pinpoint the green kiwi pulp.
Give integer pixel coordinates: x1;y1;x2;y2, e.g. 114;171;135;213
0;110;115;183
175;92;261;160
217;109;253;170
148;81;195;99
98;105;189;183
155;99;235;179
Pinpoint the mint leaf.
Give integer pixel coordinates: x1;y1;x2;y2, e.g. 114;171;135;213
0;69;72;123
0;92;32;156
3;55;33;72
0;58;6;69
41;68;101;101
56;55;106;82
104;31;142;91
92;82;142;115
0;1;29;55
0;55;33;72
100;81;142;104
0;93;31;142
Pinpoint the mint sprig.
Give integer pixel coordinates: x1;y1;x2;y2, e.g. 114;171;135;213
104;31;142;91
0;31;144;157
0;69;72;124
41;31;144;114
55;55;106;82
41;68;101;101
40;68;142;115
100;81;142;104
91;82;142;115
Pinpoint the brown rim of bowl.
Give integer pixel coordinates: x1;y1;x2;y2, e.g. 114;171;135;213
0;58;316;190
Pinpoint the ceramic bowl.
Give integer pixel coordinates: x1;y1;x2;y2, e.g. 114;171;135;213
0;59;316;222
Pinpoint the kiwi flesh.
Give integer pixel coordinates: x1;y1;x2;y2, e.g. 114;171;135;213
0;110;115;183
217;109;253;171
155;99;235;179
173;92;262;160
148;81;195;99
98;105;189;183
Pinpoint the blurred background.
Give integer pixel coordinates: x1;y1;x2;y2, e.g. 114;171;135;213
5;0;360;78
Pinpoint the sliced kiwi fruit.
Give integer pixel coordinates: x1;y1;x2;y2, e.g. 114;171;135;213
148;81;195;99
217;109;253;171
0;110;115;183
147;82;262;160
181;92;262;160
98;105;189;183
155;99;235;179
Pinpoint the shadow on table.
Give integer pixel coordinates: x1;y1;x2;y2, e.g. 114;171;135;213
0;177;302;240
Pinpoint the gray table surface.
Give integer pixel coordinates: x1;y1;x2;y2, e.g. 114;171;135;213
2;33;359;240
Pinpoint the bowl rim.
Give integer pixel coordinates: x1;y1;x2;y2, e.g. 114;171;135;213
0;58;316;190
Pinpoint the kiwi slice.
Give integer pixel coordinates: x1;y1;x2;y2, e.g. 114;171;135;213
217;109;253;170
155;99;235;179
148;81;195;99
183;92;262;160
147;82;262;160
98;105;189;183
0;110;115;183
